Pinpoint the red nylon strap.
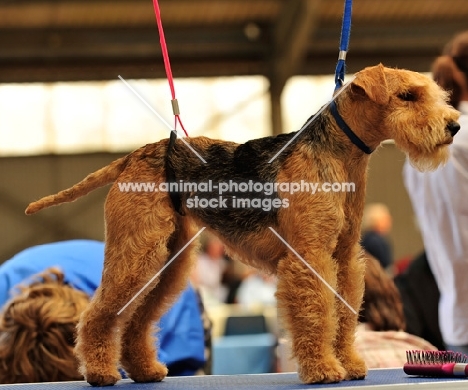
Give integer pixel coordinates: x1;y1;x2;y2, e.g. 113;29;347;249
152;0;189;136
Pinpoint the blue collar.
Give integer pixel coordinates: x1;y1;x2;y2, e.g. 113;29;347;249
329;100;373;155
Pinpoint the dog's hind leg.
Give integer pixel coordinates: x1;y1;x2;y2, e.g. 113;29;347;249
74;175;177;387
333;243;367;380
120;218;201;382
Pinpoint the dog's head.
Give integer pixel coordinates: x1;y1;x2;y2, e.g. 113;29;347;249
345;64;460;171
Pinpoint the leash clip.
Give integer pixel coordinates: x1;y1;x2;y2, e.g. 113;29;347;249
171;99;180;116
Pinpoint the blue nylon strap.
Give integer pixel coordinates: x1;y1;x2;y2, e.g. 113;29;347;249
334;0;353;91
329;100;373;154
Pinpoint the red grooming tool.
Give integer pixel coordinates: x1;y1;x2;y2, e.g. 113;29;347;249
404;350;468;377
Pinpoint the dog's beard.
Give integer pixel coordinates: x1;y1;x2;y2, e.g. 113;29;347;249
405;145;450;172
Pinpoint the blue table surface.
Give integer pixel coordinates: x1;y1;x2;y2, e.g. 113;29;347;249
1;369;467;390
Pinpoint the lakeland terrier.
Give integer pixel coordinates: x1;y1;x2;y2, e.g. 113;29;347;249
25;64;460;386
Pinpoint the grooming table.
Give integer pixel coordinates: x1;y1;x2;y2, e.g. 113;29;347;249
1;369;468;390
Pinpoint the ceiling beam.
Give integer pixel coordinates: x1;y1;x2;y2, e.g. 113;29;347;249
0;20;465;83
270;0;322;92
268;0;322;136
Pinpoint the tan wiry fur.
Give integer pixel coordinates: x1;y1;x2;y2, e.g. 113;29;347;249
25;65;460;386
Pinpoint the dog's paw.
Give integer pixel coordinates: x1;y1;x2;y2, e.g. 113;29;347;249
342;354;368;381
297;357;346;384
86;371;121;387
127;361;168;383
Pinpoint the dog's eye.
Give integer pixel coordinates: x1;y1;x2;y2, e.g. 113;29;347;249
398;91;417;102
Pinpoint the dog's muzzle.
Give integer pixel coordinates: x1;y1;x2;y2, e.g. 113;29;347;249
447;121;460;137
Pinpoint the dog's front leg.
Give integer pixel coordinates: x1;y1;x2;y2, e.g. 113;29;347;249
276;250;346;384
332;242;367;380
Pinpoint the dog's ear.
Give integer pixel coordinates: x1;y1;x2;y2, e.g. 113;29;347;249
351;63;389;105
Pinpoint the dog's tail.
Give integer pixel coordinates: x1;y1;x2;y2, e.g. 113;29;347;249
25;155;130;215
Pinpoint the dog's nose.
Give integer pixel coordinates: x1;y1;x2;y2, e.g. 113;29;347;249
447;121;460;136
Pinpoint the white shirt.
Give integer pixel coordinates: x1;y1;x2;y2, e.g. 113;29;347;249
403;101;468;346
236;274;277;309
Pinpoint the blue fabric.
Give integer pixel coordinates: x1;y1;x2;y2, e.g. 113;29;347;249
158;287;206;376
334;0;353;90
0;240;105;301
0;240;205;376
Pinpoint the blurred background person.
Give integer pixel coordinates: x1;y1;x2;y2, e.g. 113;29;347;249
221;257;252;304
403;30;468;354
0;269;88;383
191;234;228;306
361;203;394;272
394;251;444;350
236;270;276;310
